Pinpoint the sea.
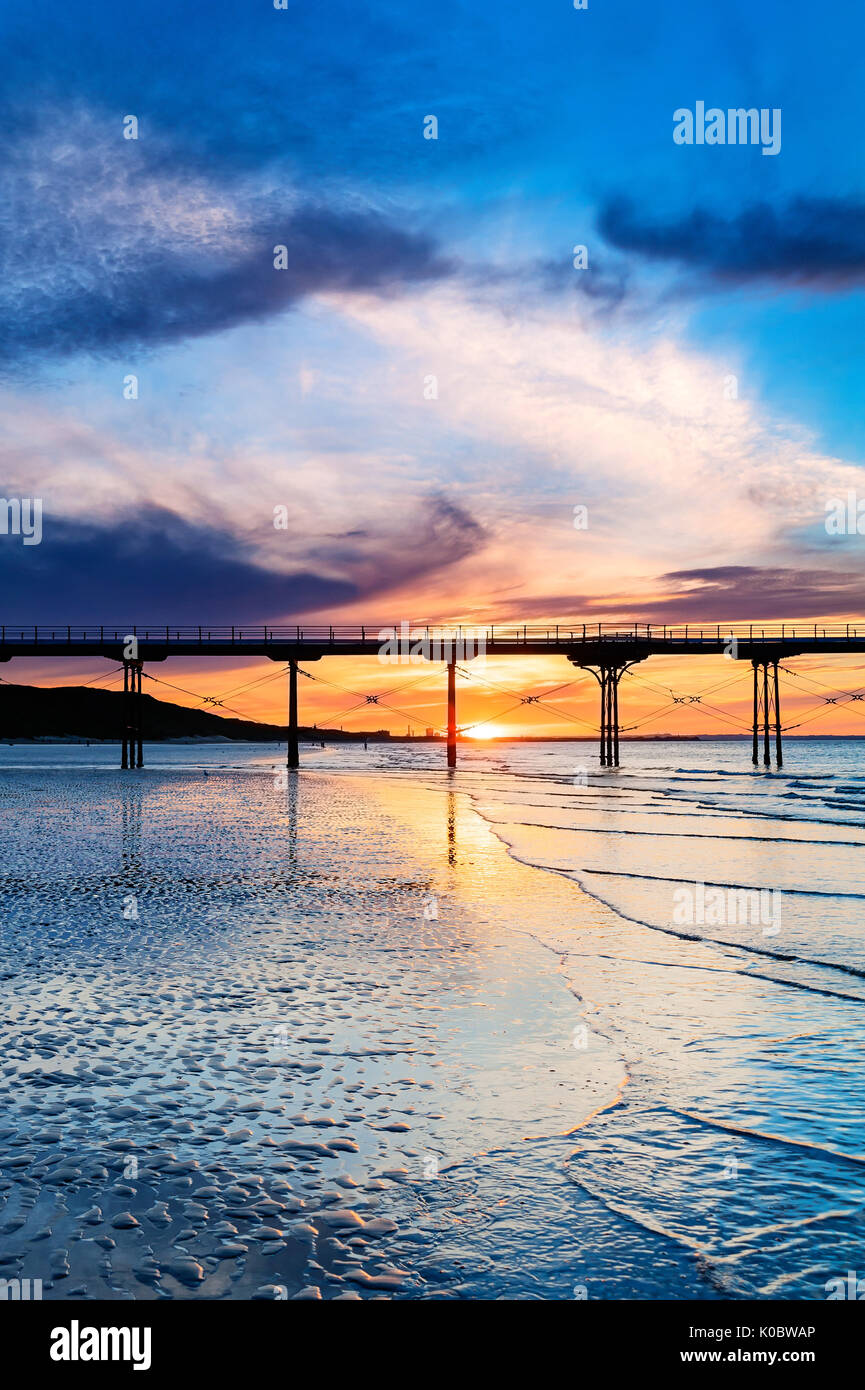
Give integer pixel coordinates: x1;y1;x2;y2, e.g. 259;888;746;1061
0;737;863;1300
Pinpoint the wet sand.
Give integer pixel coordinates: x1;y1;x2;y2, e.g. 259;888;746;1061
2;755;863;1299
0;768;633;1299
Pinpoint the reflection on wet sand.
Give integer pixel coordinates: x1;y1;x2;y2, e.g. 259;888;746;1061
0;741;863;1299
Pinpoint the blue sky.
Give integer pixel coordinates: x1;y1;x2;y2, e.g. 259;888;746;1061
1;0;864;632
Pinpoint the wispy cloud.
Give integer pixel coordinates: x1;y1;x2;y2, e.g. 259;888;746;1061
478;566;865;624
652;566;865;620
0;109;451;369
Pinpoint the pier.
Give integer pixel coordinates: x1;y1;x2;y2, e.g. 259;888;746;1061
2;622;864;770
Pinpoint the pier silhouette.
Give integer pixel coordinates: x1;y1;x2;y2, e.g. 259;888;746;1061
3;621;865;770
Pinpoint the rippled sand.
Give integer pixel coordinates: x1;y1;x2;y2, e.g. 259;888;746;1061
0;768;630;1299
1;747;863;1299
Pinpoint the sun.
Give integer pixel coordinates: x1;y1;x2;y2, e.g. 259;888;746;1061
466;725;505;740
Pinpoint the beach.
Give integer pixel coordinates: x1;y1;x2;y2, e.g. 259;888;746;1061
1;740;863;1299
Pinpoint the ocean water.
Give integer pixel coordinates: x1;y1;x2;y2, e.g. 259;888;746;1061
0;737;863;1300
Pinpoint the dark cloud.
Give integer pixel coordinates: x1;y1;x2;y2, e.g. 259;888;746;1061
0;3;556;184
0;200;451;368
599;196;865;288
0;506;356;622
301;494;485;595
0;495;484;622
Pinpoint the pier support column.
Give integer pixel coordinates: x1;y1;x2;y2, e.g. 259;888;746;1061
136;662;143;769
773;661;783;769
287;659;299;769
586;664;630;767
751;659;782;769
447;661;457;768
121;662;129;769
600;667;611;766
121;660;143;770
752;662;759;766
603;667;620;767
762;663;771;767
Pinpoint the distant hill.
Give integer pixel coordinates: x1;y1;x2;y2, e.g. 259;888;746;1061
0;682;378;743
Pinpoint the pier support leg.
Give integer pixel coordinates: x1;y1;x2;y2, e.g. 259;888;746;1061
121;662;129;770
287;659;299;769
605;668;616;766
751;659;782;769
121;660;143;770
762;662;771;767
447;661;457;768
589;664;628;767
773;661;783;769
135;662;143;768
752;662;759;766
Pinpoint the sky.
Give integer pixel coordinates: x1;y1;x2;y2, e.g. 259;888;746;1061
1;0;864;737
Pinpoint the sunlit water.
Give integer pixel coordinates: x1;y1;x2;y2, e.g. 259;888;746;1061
1;738;863;1299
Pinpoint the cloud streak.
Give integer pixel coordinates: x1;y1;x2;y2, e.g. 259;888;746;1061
599;196;865;288
478;566;865;624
